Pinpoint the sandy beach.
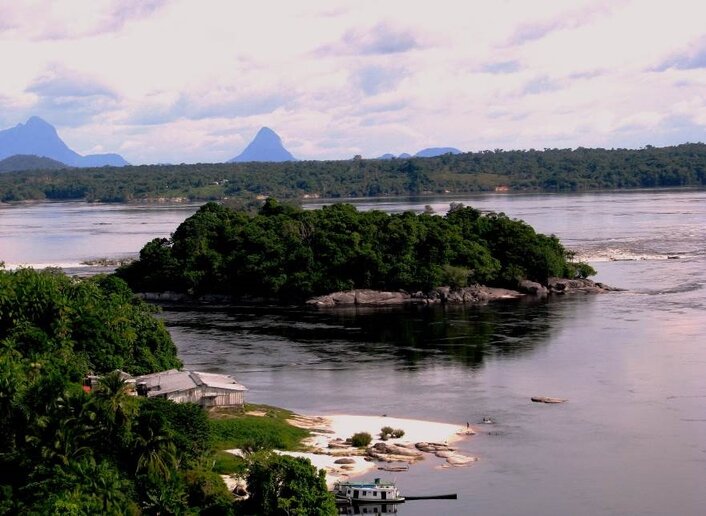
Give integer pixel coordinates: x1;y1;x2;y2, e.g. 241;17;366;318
284;413;475;486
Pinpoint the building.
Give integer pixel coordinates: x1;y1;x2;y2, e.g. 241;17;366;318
133;369;247;409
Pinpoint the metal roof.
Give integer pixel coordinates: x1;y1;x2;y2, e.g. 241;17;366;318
134;370;247;396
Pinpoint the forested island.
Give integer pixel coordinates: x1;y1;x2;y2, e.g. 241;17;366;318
0;268;335;514
117;199;595;302
1;144;705;203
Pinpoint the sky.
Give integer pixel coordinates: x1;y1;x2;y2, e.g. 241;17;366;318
1;0;706;164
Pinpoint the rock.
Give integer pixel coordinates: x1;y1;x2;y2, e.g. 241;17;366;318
334;457;356;464
518;280;548;297
445;454;479;466
531;396;567;404
306;279;615;308
547;277;618;294
415;442;455;453
435;450;456;458
306;289;411;306
370;442;423;457
354;289;410;305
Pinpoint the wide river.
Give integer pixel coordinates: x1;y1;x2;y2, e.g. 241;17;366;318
1;190;705;515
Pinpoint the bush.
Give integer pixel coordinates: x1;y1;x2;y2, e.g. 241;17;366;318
350;432;372;448
380;426;394;438
380;426;405;439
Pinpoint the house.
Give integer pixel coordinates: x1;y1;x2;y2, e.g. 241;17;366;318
133;369;247;409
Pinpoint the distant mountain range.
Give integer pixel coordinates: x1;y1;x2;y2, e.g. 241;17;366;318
228;127;295;163
376;148;462;159
0;116;129;168
0;154;70;173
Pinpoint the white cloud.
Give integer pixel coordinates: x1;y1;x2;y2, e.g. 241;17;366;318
1;0;706;163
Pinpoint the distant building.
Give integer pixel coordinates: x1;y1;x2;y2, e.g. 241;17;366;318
133;369;247;409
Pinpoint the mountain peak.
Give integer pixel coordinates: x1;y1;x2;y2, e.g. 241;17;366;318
25;116;52;128
0;116;128;167
228;127;295;163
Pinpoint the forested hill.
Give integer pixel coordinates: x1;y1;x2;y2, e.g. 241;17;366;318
116;199;594;301
1;143;705;202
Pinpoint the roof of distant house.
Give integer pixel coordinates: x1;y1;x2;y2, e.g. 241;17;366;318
134;369;247;396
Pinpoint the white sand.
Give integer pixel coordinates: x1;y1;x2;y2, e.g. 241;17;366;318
226;414;473;488
312;414;465;447
283;414;471;487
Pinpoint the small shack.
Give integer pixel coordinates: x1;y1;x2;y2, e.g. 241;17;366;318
133;369;247;409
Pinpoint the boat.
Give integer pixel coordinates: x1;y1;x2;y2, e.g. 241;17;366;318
333;478;405;504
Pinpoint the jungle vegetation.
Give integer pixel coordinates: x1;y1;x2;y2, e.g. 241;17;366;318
0;143;705;203
0;267;335;515
117;199;595;301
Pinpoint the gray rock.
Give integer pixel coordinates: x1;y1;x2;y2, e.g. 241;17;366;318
518;280;549;297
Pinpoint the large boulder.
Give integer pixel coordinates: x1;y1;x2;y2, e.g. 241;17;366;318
518;280;549;297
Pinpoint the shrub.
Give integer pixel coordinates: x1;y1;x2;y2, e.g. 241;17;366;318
380;426;394;438
380;426;405;439
350;432;372;448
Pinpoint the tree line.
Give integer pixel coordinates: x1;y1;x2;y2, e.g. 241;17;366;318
117;199;594;301
1;143;705;203
0;268;335;514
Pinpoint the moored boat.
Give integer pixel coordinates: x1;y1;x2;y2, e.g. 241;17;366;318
333;478;404;504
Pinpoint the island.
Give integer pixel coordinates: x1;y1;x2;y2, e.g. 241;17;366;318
117;199;600;303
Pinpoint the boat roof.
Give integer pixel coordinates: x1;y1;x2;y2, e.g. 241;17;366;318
337;481;396;488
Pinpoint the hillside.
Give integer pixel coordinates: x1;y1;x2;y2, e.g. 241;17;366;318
0;143;705;202
0;154;69;173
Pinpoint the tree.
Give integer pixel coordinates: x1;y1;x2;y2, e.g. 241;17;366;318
242;452;336;516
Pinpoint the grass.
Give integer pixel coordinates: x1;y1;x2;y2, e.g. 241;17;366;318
208;404;310;452
211;450;247;475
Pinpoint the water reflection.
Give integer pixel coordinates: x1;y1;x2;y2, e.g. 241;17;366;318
159;298;572;372
338;503;398;514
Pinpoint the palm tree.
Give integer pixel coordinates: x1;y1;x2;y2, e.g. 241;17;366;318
132;411;178;480
94;370;136;430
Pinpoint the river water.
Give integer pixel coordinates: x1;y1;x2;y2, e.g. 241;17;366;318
1;190;705;515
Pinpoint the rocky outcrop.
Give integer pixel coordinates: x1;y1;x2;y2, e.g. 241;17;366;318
306;289;410;307
547;277;621;294
307;278;618;307
518;280;549;297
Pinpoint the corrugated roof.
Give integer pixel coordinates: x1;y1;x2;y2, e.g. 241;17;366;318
134;370;247;396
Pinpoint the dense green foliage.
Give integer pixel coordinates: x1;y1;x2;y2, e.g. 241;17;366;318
0;144;705;202
243;452;336;516
350;432;373;448
118;199;593;300
0;269;181;376
0;268;331;514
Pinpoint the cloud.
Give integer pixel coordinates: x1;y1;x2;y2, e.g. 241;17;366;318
125;89;289;126
354;65;408;96
481;60;520;74
508;1;622;45
522;76;561;95
27;66;116;99
655;39;706;71
320;22;421;56
19;66;120;126
0;0;170;40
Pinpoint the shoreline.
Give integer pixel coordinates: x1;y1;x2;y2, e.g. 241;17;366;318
227;413;478;488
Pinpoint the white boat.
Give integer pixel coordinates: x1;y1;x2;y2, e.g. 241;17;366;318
333;478;404;504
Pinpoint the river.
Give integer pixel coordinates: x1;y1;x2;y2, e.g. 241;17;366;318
1;189;705;515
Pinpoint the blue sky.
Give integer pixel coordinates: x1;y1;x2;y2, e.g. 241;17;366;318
1;0;705;164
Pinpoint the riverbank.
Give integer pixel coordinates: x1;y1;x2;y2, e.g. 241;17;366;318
225;413;477;488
